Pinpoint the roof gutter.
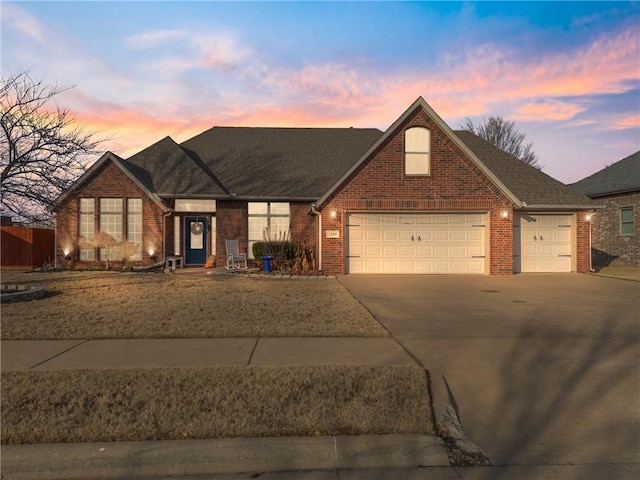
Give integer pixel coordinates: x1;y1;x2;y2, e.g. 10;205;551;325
516;204;604;210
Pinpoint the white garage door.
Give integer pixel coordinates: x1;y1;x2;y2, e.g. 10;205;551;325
347;213;486;274
514;214;573;273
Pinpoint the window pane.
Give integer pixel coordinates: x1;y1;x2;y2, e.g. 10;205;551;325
270;203;290;216
248;202;268;215
405;152;430;175
621;208;633;222
405;127;430;152
100;199;123;261
79;198;95;260
127;199;142;260
621;223;634;235
621;208;634;235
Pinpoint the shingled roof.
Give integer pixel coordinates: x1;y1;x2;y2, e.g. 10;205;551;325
179;127;383;199
571;150;640;197
454;130;595;209
125;136;227;197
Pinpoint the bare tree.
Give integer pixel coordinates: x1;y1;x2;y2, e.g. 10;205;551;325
1;70;102;224
461;116;542;169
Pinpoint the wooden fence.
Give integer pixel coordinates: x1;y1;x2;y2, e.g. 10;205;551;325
1;226;55;269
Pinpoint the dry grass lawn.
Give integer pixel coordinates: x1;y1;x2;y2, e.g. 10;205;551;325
0;270;387;339
1;365;435;444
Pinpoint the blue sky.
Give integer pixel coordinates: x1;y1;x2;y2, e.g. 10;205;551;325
2;1;639;183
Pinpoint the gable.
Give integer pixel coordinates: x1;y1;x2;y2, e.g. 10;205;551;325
317;99;518;209
317;97;520;208
53;152;168;212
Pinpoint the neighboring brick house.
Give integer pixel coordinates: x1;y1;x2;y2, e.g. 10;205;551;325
53;97;595;275
572;151;639;268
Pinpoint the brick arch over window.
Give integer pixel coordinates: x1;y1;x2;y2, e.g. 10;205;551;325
404;126;430;175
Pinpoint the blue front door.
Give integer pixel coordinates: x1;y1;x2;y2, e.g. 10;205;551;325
185;217;207;265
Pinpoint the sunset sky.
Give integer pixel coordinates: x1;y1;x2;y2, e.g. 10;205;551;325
3;1;639;184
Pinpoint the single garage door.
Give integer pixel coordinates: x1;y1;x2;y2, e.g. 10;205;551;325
347;213;486;274
514;214;573;272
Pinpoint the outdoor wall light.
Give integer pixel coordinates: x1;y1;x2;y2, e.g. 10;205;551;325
330;210;337;219
501;210;510;219
585;213;595;222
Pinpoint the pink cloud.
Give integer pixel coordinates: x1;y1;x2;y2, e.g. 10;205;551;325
513;100;586;122
611;113;640;131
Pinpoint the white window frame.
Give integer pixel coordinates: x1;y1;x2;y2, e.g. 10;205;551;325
248;202;290;259
620;207;634;236
99;198;123;261
79;198;95;260
127;199;142;260
405;127;430;175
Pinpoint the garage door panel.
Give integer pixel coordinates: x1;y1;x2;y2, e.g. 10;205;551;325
347;213;486;274
434;230;449;241
384;230;400;241
383;245;400;256
516;214;573;273
450;230;468;241
364;245;381;256
468;230;484;241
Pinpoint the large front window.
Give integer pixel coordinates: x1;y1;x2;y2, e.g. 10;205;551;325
248;202;290;258
99;198;123;261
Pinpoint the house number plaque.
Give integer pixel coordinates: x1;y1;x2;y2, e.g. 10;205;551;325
325;230;340;239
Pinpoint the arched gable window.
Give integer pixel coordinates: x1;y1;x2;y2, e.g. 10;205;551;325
405;127;430;175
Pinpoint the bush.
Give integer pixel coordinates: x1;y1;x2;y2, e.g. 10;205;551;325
253;241;304;272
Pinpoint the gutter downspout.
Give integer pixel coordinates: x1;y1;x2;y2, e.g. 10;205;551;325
588;212;594;272
309;205;322;271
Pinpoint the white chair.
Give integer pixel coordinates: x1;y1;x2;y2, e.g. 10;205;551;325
225;239;247;269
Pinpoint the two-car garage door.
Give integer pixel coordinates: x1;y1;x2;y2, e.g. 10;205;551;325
346;212;575;274
347;213;487;274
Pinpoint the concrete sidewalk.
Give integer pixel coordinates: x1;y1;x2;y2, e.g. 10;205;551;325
0;337;415;371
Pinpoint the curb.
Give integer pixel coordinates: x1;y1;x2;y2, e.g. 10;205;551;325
1;434;450;479
429;372;492;466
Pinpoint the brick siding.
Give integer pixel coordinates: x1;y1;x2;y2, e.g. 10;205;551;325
589;192;639;267
56;161;165;268
319;106;514;275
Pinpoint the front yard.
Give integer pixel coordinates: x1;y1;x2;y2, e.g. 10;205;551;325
0;270;387;339
1;270;434;445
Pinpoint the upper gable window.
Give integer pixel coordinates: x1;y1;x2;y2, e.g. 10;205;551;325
405;127;430;175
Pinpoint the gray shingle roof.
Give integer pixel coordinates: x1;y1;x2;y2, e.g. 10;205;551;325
89;116;594;210
571;151;640;197
454;130;595;208
125;136;227;197
179;127;383;199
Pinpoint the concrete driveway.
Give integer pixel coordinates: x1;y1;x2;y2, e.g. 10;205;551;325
339;274;640;472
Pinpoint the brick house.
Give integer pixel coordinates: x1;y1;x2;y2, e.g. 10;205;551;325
572;151;639;268
53;97;595;275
